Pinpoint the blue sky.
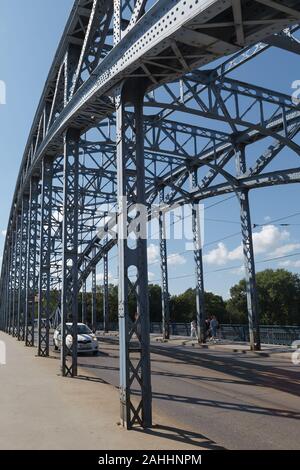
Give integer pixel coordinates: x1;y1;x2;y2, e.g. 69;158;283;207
1;1;300;300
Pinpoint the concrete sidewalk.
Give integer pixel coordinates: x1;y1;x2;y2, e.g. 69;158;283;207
152;336;293;358
0;332;211;450
101;332;293;359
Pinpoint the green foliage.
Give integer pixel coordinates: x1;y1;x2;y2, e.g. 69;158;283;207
226;269;300;325
170;288;227;322
47;269;300;327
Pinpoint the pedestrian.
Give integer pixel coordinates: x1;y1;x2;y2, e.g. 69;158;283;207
205;317;211;340
190;319;197;339
210;315;219;342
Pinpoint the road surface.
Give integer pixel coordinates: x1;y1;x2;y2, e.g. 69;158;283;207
53;336;300;450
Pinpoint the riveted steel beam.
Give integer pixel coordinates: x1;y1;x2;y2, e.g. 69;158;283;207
38;156;54;357
116;80;152;429
17;196;29;342
61;128;80;377
103;249;109;332
25;177;40;347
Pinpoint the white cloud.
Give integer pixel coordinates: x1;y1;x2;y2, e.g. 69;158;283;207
271;243;300;257
167;253;186;266
96;272;116;284
204;242;231;266
253;225;289;254
148;271;155;281
147;243;159;263
264;216;271;222
1;230;6;237
204;225;290;266
230;265;245;276
278;260;300;268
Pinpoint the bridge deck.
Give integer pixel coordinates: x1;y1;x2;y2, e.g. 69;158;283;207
0;332;214;450
1;329;299;450
78;335;300;450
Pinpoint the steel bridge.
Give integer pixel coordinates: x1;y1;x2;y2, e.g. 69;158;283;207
1;0;300;430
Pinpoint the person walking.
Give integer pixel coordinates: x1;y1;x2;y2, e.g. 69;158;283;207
209;315;219;342
190;319;197;339
205;317;211;340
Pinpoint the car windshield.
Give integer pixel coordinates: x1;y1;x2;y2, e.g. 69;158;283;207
57;324;93;334
77;325;92;334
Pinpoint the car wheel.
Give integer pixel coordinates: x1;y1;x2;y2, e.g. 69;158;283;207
53;341;58;351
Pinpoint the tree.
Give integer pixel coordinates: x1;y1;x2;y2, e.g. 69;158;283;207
148;284;162;322
170;288;227;323
226;269;300;325
204;291;228;323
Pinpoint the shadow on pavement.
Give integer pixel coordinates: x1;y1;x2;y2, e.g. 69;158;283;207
150;345;300;398
142;390;300;421
133;424;223;450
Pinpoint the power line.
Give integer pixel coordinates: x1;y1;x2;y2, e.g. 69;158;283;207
253;211;300;228
147;251;300;284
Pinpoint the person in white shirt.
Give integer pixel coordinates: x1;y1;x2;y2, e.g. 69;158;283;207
190;319;197;339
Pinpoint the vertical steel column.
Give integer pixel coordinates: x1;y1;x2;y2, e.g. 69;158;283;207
38;156;53;357
81;280;87;324
116;84;152;429
236;146;261;351
159;191;170;340
91;263;97;333
103;251;109;333
192;203;206;343
7;237;15;335
61;128;80;377
1;251;9;332
17;196;29;341
12;215;21;338
25;177;39;347
191;171;206;343
1;255;9;331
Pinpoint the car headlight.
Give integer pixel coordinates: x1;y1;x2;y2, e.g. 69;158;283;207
93;337;98;342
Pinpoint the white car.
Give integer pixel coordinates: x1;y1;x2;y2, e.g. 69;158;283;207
53;323;99;355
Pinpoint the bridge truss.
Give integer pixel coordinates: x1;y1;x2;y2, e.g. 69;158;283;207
1;0;300;429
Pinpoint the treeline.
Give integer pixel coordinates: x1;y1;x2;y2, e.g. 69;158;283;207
48;269;300;326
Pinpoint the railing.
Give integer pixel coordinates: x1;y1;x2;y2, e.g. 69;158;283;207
98;322;300;346
219;324;300;346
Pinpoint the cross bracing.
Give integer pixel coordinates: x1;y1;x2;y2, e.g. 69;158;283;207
1;0;300;429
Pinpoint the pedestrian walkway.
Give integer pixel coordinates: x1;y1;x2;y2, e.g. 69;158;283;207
0;332;209;450
152;335;293;358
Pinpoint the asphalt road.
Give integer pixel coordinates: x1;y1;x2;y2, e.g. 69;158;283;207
53;336;300;450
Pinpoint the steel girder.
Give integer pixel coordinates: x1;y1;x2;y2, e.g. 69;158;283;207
1;1;300;431
60;128;81;377
81;279;87;324
103;249;109;332
91;260;97;332
11;215;21;338
158;190;170;341
7;236;15;335
116;83;152;429
25;178;40;347
17;196;29;342
5;0;300;222
75;71;300;282
38;157;54;357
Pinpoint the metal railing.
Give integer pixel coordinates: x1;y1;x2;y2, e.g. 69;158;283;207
98;322;300;346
